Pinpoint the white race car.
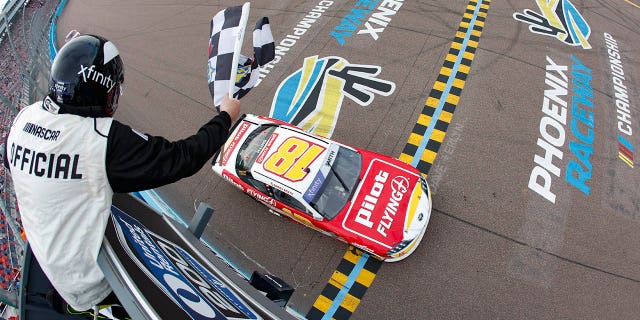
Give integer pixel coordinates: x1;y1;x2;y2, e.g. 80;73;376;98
212;114;432;261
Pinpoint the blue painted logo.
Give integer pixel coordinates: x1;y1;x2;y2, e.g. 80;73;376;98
111;207;256;320
270;55;395;138
513;0;591;49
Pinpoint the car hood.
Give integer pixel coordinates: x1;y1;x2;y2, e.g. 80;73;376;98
341;156;425;249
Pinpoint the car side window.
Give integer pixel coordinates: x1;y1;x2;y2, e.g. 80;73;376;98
238;171;270;195
272;188;308;213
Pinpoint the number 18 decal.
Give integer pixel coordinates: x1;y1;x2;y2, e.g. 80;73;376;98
263;137;325;181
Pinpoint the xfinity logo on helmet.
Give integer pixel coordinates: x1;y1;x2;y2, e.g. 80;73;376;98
78;64;117;92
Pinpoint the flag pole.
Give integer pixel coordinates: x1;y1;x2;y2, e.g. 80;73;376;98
228;2;250;99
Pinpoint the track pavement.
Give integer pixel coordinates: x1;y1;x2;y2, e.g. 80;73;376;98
58;1;639;318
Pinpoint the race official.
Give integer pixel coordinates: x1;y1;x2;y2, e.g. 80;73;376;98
3;34;240;313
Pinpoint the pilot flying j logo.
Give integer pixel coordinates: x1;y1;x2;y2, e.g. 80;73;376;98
343;159;418;248
270;55;395;138
513;0;592;49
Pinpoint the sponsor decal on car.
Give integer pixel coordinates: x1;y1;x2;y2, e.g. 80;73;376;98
221;121;252;166
528;55;595;203
270;55;395;138
261;136;326;182
303;171;326;203
302;143;337;202
222;171;244;191
255;133;279;165
342;159;418;247
513;0;591;49
111;206;257;320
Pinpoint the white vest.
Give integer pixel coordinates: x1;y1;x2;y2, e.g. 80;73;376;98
7;100;114;310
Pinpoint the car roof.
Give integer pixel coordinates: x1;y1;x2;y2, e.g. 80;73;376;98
247;120;333;196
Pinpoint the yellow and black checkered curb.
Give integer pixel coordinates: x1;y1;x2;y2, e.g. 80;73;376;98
307;1;490;319
306;247;381;320
400;0;490;175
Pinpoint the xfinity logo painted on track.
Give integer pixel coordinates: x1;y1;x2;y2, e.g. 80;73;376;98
528;55;595;203
513;0;591;49
270;55;395;138
330;0;404;45
111;207;257;320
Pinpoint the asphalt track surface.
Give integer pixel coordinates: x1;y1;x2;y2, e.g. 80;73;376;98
58;1;640;319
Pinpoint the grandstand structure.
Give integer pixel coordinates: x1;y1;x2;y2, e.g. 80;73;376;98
1;0;61;316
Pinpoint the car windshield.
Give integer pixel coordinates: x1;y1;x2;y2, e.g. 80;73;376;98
236;125;277;172
310;146;361;220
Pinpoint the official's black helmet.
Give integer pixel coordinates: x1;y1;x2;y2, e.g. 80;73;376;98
48;34;124;117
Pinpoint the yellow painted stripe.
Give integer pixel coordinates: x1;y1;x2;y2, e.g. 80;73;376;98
313;295;334;313
440;110;454;123
476;20;485;27
624;0;640;9
339;293;361;313
478;11;487;18
619;153;634;168
329;271;348;288
446;94;460;105
472;29;482;37
433;81;446;91
452;78;466;89
430;129;446;143
460;21;470;28
456;31;466;39
481;3;490;9
426;96;439;107
355;268;377;287
625;0;640;9
399;153;413;164
451;41;462;50
293;56;318;104
459;64;471;74
417;113;433;127
441;66;453;76
421;149;437;163
468;39;479;48
409;132;424;145
445;53;457;63
343;249;361;265
463;51;475;60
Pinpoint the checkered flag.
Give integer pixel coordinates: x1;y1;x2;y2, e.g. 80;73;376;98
208;3;275;110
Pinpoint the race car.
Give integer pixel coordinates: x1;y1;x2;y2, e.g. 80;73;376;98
211;114;432;261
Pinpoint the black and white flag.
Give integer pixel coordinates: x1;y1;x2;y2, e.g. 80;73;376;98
207;3;275;110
